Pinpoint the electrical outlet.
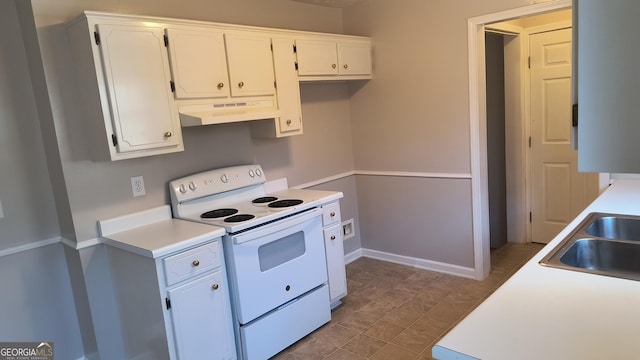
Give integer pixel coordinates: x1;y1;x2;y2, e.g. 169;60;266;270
342;218;355;240
131;176;146;197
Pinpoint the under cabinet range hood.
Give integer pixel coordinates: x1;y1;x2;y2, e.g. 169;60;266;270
178;98;279;127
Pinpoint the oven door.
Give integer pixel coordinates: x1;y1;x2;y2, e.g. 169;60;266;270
225;208;327;324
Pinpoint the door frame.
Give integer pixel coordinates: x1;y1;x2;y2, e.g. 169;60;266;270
467;0;572;280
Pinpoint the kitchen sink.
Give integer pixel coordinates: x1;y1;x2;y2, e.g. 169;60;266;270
540;213;640;281
584;215;640;241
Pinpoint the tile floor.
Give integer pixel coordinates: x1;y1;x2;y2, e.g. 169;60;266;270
273;242;545;360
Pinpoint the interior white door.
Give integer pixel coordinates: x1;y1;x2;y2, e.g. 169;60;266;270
529;28;598;244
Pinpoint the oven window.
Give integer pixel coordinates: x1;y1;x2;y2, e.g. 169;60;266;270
258;231;306;271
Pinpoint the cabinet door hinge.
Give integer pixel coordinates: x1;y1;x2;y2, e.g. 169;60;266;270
164;34;169;47
529;212;532;223
528;56;531;69
170;80;175;93
572;103;578;127
274;81;277;89
295;62;299;71
165;298;171;310
270;43;273;52
529;136;532;148
111;134;118;147
293;44;297;53
94;31;101;46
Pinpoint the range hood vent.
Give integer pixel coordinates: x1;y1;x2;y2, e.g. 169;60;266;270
178;98;279;127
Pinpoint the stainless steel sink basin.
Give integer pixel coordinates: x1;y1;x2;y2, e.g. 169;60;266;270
559;238;640;274
540;213;640;281
584;216;640;241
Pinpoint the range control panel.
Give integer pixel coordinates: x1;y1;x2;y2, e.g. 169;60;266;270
169;165;265;204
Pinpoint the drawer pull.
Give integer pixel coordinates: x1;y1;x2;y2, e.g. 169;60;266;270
343;64;349;69
330;212;336;217
330;235;336;240
217;82;224;89
286;119;292;125
192;260;200;267
331;63;337;69
164;131;172;138
238;81;245;88
212;283;219;290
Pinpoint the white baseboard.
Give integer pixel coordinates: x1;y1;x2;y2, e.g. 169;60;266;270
345;248;476;279
344;248;363;264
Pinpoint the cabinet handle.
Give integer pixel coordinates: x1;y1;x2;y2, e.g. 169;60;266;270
331;63;337;69
343;64;349;69
286;119;292;125
164;131;172;138
217;82;224;89
212;283;219;290
238;81;245;88
330;235;336;240
192;260;200;267
330;212;336;217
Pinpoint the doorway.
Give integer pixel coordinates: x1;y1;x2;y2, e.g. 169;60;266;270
468;0;580;280
484;12;599;248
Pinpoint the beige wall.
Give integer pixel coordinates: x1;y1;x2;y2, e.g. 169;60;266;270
342;0;536;268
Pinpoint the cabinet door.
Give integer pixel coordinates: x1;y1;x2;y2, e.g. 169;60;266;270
96;23;182;154
165;28;230;99
295;39;339;76
324;224;347;303
225;33;276;97
273;38;302;135
167;270;236;360
338;41;372;76
577;1;640;172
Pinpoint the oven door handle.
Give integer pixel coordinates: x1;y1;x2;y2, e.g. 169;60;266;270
231;207;322;245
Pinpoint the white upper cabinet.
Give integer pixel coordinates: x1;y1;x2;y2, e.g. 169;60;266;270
67;11;373;156
338;41;372;76
296;37;372;80
165;28;230;99
577;1;640;173
251;37;303;138
225;33;276;97
67;17;183;161
296;39;339;76
166;29;276;100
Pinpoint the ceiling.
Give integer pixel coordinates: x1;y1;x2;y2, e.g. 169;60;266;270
291;0;366;8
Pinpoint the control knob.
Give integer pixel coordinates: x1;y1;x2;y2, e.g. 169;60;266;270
220;174;229;183
255;168;263;177
179;184;187;194
249;169;255;178
188;181;197;191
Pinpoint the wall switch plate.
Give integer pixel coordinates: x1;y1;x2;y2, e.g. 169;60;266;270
131;176;146;197
342;218;355;240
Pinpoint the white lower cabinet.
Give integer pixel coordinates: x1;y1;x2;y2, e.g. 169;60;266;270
321;201;348;307
107;238;236;360
167;270;235;360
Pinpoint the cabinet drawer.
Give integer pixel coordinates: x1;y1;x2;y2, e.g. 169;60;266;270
322;202;341;227
164;241;222;286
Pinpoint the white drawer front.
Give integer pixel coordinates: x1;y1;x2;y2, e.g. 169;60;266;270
164;241;222;286
322;202;341;227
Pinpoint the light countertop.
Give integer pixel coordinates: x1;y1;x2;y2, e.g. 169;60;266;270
98;205;226;258
433;179;640;360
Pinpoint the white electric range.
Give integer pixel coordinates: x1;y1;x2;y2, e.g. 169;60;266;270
169;164;342;359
